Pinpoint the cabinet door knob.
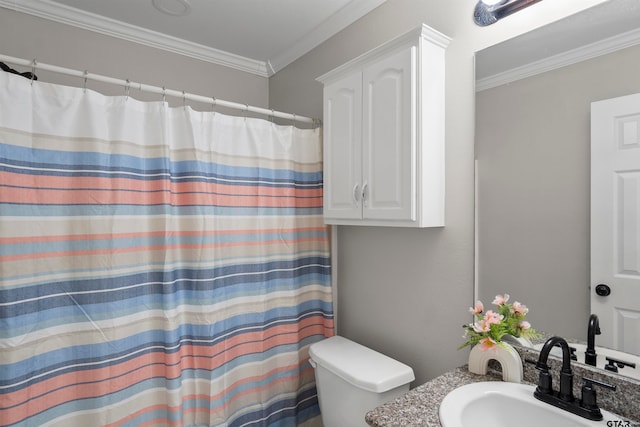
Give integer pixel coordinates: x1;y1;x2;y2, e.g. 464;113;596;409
352;183;361;207
361;182;368;207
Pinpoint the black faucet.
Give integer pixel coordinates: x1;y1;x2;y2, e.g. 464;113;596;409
535;336;574;401
533;336;616;421
585;314;600;366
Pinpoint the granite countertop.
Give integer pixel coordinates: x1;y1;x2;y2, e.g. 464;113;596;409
365;366;508;426
366;344;640;426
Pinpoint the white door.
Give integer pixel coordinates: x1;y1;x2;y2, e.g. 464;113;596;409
591;93;640;355
323;72;363;221
362;46;415;221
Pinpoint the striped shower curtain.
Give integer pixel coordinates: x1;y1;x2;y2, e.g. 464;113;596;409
0;70;333;426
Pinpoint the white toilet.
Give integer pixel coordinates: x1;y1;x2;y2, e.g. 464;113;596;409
309;335;415;427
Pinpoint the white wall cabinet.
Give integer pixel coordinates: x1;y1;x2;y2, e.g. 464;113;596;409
318;24;450;227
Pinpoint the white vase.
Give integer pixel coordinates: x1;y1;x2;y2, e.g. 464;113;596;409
468;342;523;383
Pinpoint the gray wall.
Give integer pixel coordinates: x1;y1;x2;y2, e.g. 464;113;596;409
269;0;611;385
476;44;640;341
269;2;475;385
0;8;268;111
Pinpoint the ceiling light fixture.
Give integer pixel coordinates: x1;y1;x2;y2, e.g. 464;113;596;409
474;0;543;26
152;0;191;17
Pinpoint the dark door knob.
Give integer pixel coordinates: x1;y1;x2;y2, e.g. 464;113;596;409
595;284;611;296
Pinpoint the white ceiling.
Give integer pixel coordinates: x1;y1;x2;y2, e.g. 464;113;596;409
0;0;386;77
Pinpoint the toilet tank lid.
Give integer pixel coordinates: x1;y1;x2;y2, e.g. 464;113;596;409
309;336;415;393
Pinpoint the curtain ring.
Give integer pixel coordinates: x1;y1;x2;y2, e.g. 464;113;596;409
244;103;248;121
125;79;130;100
83;70;88;93
162;86;166;103
30;59;37;86
270;109;275;123
292;113;297;127
212;96;216;115
182;90;186;110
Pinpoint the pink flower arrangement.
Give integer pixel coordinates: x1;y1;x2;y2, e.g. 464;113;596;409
459;294;540;351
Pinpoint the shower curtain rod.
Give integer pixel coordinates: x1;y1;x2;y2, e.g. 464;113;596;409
0;54;319;125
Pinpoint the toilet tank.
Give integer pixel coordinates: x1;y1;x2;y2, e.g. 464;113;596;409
309;336;415;427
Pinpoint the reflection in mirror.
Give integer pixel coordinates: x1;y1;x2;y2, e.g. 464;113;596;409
530;341;640;381
475;0;640;380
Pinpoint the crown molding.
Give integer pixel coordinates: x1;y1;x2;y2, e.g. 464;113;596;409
1;0;387;78
268;0;387;74
476;26;640;92
0;0;270;77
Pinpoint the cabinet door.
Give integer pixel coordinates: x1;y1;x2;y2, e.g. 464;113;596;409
323;72;363;221
362;47;416;221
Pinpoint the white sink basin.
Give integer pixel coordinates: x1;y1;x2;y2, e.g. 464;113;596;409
439;382;623;427
532;342;640;381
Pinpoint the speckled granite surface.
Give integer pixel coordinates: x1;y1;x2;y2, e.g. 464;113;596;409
366;344;640;427
365;367;505;426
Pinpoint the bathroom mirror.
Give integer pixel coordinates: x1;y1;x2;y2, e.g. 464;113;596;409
475;0;640;379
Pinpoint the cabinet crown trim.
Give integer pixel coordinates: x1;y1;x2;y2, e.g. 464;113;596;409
316;23;450;85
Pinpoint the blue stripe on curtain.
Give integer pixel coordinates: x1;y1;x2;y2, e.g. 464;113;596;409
1;144;323;186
